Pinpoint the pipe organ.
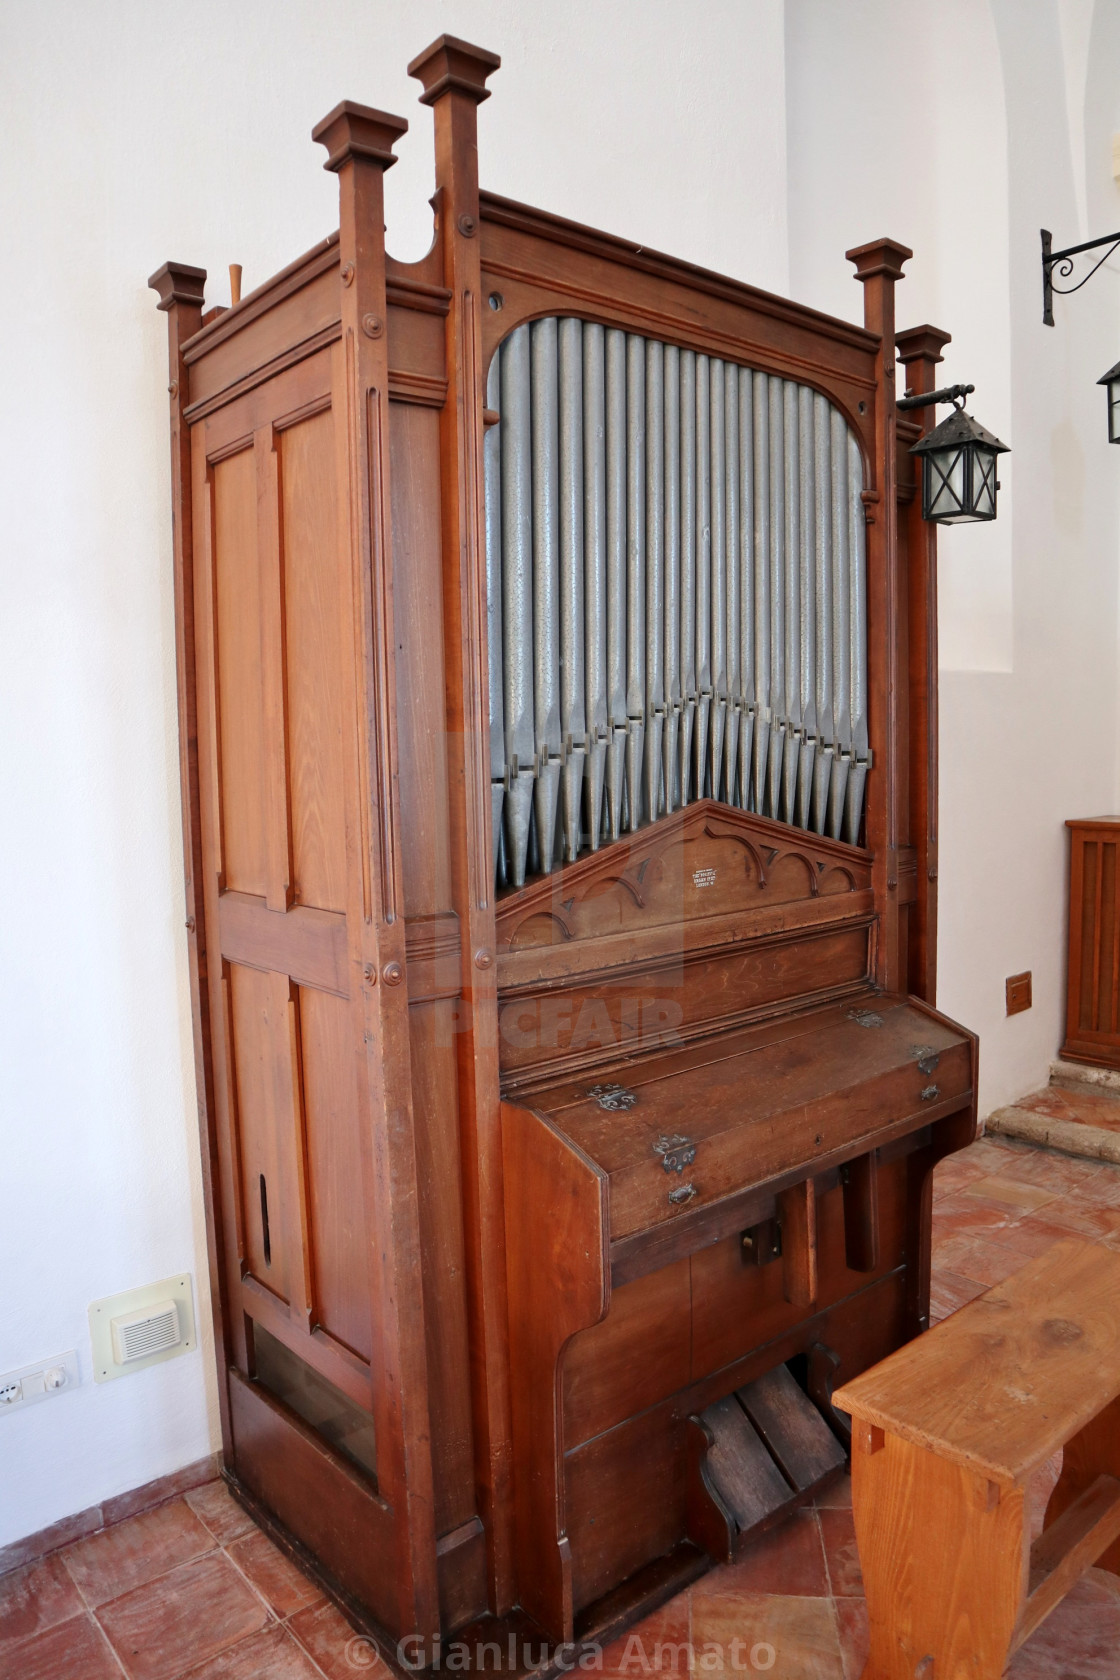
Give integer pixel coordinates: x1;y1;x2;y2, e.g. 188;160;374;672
486;321;870;891
152;34;977;1673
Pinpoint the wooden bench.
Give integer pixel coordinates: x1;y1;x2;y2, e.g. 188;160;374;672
834;1239;1120;1678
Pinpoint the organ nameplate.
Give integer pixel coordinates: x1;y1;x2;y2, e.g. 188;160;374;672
692;868;718;888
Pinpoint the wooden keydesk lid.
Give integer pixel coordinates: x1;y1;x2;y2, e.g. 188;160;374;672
834;1239;1120;1488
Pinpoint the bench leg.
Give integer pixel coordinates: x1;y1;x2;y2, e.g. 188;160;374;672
1045;1394;1120;1576
850;1423;1027;1680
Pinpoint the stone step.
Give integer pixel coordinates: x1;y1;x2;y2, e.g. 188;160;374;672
1050;1058;1120;1097
987;1101;1120;1165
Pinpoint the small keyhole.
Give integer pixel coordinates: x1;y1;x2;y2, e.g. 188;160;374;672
259;1174;272;1268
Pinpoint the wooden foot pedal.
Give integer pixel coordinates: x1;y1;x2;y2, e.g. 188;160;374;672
687;1361;847;1561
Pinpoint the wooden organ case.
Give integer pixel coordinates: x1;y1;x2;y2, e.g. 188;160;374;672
150;35;977;1667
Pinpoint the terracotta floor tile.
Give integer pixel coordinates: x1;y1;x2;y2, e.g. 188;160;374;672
706;1511;828;1598
1027;1198;1120;1246
813;1474;851;1511
996;1215;1098;1261
287;1600;385;1680
931;1191;1021;1242
931;1152;989;1199
986;1142;1108;1198
930;1233;1027;1288
597;1597;692;1675
689;1593;843;1678
96;1552;269;1680
183;1484;255;1548
818;1510;861;1598
832;1598;867;1680
4;1610;124;1679
928;1266;987;1322
178;1623;324;1679
1007;1570;1120;1676
0;1552;85;1649
225;1530;323;1618
103;1462;217;1529
961;1174;1058;1212
64;1499;215;1607
965;1137;1024;1170
1081;1161;1120;1204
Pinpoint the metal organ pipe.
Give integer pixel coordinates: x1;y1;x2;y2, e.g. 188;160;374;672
486;319;870;890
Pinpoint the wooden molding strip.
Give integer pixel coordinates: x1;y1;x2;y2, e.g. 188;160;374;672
184;326;341;422
218;891;349;997
388;370;449;407
480;192;879;355
182;235;340;361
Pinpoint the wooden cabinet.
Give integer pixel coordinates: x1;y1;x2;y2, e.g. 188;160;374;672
1063;817;1120;1069
150;31;976;1668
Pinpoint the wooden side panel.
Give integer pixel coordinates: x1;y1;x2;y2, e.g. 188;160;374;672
562;1261;691;1450
280;410;348;915
194;359;382;1399
227;962;291;1306
566;1410;690;1613
298;984;371;1363
1064;821;1120;1068
391;403;454;912
212;445;267;898
410;997;476;1536
228;1370;397;1627
503;1101;609;1641
390;397;477;1541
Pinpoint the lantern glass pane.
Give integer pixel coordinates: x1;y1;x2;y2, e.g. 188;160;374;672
926;445;966;520
972;448;997;519
1109;383;1120;444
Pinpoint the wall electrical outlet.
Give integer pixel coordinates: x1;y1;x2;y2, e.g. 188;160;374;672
0;1350;80;1414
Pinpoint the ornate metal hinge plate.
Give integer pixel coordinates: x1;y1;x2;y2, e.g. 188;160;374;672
587;1083;638;1112
848;1007;884;1029
653;1134;696;1174
912;1045;941;1075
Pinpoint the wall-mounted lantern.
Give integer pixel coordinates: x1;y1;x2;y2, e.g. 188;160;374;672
1097;360;1120;444
898;383;1010;524
1042;226;1120;445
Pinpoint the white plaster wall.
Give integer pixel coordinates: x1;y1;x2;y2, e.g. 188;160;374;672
785;0;1120;1117
0;0;789;1549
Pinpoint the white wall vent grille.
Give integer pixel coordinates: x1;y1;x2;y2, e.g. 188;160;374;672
111;1301;181;1365
88;1275;196;1382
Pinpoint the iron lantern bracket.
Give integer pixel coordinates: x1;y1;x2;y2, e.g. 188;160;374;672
897;383;974;412
1042;227;1120;326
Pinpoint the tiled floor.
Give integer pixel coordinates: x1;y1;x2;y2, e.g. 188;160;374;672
5;1129;1120;1679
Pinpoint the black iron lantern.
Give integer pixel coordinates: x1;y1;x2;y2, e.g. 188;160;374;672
909;403;1009;524
1097;360;1120;443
